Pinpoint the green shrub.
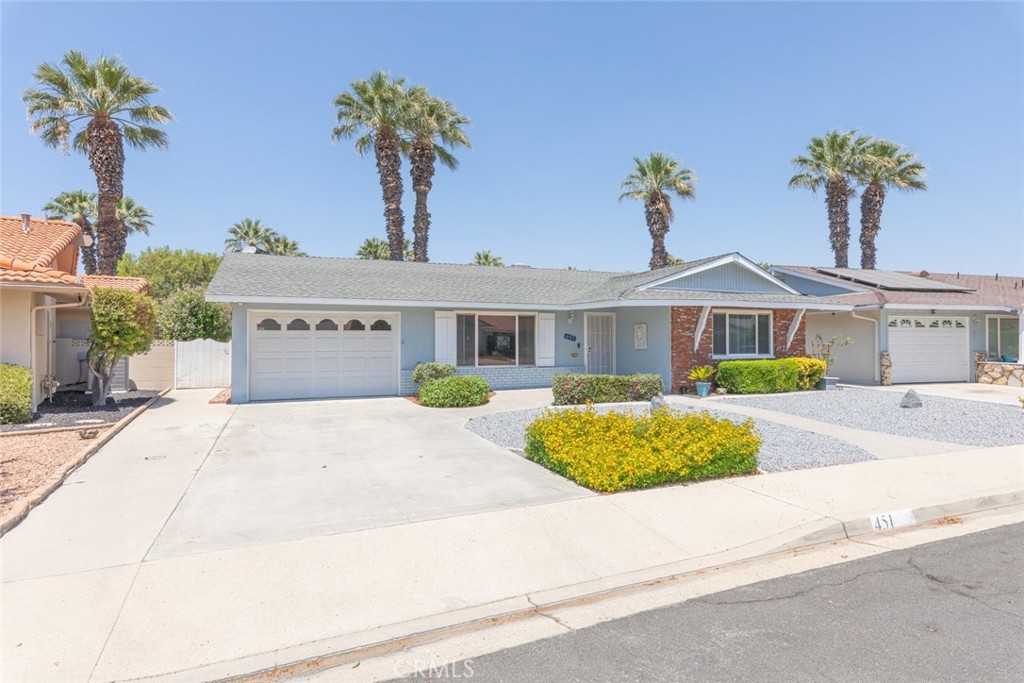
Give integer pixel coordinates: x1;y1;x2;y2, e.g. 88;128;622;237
411;362;456;385
715;359;799;394
525;406;760;492
788;357;828;390
551;373;663;405
157;287;231;342
418;375;490;407
0;363;33;424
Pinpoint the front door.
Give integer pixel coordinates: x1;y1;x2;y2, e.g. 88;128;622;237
585;313;615;374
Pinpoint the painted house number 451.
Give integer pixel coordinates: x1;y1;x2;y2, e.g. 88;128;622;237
869;509;916;532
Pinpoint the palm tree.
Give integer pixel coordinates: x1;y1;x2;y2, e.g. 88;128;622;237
43;191;154;273
619;153;697;270
115;197;153;237
23;50;172;275
225;218;276;253
665;254;685;266
356;236;414;260
404;88;471;263
789;130;873;268
42;190;99;274
473;250;504;266
263;234;307;257
333;71;410;261
855;140;927;269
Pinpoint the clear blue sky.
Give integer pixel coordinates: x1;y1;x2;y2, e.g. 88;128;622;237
3;1;1022;274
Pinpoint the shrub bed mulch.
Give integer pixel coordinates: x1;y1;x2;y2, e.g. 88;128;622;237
0;389;159;433
404;392;496;407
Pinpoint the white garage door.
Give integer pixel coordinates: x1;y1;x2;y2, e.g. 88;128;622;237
887;316;969;383
249;313;399;401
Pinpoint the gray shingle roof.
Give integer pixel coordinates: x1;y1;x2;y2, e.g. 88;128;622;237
207;252;848;309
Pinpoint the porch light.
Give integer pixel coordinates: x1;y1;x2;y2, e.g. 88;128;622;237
567;312;574;324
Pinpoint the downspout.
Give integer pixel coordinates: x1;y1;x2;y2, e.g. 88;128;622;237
30;294;88;407
851;310;880;383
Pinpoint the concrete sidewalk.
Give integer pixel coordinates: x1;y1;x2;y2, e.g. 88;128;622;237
2;445;1021;683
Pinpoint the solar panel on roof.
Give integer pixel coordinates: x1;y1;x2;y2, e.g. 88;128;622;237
815;268;972;292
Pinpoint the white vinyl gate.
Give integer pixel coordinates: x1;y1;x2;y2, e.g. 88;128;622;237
174;339;231;389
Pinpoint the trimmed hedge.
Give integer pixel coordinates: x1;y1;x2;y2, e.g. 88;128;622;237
552;373;664;405
789;357;828;390
418;375;490;407
0;363;33;424
411;362;456;385
525;406;760;492
715;359;799;394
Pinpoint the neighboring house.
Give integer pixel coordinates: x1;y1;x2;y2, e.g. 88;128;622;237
0;214;149;411
771;266;1024;386
206;251;849;403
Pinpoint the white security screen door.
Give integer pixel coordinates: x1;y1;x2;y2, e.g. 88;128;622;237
585;313;615;374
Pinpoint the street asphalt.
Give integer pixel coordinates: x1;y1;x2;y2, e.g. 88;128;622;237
393;523;1024;682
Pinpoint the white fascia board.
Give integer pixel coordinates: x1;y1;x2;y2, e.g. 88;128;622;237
572;299;852;311
880;303;1016;312
769;267;866;293
638;254;802;295
206;294;571;311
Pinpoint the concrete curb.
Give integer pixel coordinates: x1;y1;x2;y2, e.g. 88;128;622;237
123;492;1021;683
0;421;118;437
0;388;171;537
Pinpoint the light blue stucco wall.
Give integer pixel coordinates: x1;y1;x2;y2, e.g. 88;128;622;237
657;262;785;293
613;307;672;391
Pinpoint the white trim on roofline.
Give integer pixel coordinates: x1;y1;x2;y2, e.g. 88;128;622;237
878;303;1019;313
208;293;852;312
769;266;866;293
636;253;802;295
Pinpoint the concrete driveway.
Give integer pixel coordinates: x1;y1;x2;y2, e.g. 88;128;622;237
851;382;1023;406
1;389;588;580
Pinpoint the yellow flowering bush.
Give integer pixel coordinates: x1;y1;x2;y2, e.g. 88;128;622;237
525;407;760;493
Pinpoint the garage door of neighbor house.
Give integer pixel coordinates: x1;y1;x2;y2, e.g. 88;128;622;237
887;315;969;383
249;312;399;401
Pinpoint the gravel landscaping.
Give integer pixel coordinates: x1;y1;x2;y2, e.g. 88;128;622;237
719;388;1024;447
465;404;874;474
0;427;110;518
0;390;159;433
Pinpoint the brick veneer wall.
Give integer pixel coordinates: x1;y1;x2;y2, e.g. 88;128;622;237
670;307;807;393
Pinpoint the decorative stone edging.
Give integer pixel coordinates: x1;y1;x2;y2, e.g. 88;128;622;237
976;359;1024;387
0;387;170;536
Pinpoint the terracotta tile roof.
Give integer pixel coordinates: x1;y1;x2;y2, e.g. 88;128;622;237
776;265;1024;310
0;266;84;287
82;274;150;294
0;215;81;268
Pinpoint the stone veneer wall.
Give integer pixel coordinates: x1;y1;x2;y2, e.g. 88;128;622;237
400;365;583;395
976;353;1023;387
880;352;892;386
669;307;806;394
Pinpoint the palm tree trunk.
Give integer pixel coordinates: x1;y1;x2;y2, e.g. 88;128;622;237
87;116;126;275
825;177;851;268
859;181;885;270
79;220;98;275
374;126;406;261
645;195;669;270
410;139;435;263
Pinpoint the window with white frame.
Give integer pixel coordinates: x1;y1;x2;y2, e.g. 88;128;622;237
987;316;1020;361
712;311;772;357
456;313;537;366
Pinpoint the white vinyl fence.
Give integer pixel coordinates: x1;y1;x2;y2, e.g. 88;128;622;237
173;339;231;389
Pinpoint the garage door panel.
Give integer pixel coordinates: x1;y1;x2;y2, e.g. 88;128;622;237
250;312;397;401
888;316;968;383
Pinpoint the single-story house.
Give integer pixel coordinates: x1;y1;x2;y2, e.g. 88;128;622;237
0;214;149;411
770;265;1024;386
205;251;851;403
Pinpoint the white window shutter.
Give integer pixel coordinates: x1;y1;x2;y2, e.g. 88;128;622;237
435;311;456;365
538;313;555;366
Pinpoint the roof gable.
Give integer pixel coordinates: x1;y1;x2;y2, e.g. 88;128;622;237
638;254;799;295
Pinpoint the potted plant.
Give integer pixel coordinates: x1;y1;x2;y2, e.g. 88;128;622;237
688;365;716;398
810;334;852;390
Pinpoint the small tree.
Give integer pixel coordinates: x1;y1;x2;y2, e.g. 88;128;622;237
810;333;853;374
157;287;231;342
88;288;156;405
117;247;222;300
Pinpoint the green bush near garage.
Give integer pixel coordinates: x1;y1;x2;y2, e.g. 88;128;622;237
551;373;664;405
715;359;800;394
418;375;490;407
411;362;456;385
0;363;33;424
